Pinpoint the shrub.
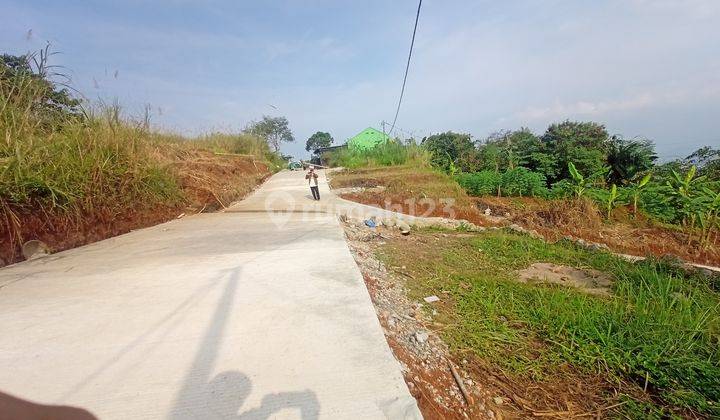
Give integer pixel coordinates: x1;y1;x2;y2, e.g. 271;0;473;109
500;167;548;197
455;171;501;196
456;168;547;197
324;142;430;169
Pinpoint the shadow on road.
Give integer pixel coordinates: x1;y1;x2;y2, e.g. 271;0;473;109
170;267;320;419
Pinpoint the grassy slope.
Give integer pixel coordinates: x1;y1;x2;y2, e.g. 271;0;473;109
331;165;492;223
0;104;280;264
332;165;720;265
379;229;720;418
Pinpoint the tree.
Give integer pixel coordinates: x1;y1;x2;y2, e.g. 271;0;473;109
1;49;83;125
479;128;556;179
421;131;476;172
686;146;720;180
244;115;294;152
542;121;609;183
606;136;657;185
305;131;333;152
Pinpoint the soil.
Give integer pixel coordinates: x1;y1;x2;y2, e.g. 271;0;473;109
338;189;719;267
0;151;270;267
343;223;653;419
344;222;513;419
517;263;612;296
340;193;491;228
476;196;720;267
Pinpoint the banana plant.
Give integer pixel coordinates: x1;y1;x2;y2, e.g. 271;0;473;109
667;165;707;200
666;166;708;243
629;172;652;214
700;187;720;248
568;162;590;198
606;184;620;219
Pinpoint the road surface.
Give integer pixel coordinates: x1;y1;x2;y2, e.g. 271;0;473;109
0;170;421;419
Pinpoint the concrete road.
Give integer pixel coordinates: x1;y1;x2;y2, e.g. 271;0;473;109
0;170;421;419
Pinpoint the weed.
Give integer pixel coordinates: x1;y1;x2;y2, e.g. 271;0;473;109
324;142;430;168
379;230;720;416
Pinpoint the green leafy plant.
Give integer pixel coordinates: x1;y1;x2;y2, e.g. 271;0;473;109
666;165;708;243
605;183;620;219
699;187;720;249
629;172;652;214
567;162;591;198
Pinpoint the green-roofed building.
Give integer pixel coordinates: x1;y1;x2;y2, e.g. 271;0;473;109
347;127;391;151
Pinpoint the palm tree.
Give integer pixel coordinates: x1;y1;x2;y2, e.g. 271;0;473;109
606;136;657;185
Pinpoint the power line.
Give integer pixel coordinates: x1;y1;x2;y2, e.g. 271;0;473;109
389;0;422;136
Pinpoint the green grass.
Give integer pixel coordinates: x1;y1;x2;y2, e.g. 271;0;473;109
1;63;282;257
1;74;281;212
324;141;431;168
379;230;720;416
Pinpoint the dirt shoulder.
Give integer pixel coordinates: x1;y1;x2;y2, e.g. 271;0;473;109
330;167;719;267
1;151;270;267
343;222;719;419
343;222;501;420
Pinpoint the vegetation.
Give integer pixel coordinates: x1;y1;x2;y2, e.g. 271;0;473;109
420;131;475;172
324;117;719;251
305;131;333;152
243;115;295;153
456;168;546;198
379;229;720;417
1;50;288;260
324;141;430;169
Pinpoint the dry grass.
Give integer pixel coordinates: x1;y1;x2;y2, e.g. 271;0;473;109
1;66;277;264
477;196;720;266
330;165;489;222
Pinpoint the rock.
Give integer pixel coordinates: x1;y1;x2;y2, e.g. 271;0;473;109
383;218;397;228
22;240;49;260
413;331;429;344
484;208;492;216
397;221;411;235
387;316;398;328
508;224;526;233
423;295;440;303
493;396;504;405
486;409;495;418
528;229;543;240
588;243;603;251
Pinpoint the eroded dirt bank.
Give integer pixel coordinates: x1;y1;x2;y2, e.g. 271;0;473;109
0;151;270;267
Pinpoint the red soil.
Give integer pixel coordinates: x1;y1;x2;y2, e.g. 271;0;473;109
0;152;270;267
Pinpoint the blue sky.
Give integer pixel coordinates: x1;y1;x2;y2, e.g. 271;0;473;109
2;0;718;160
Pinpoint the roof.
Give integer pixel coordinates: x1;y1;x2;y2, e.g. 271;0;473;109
347;127;391;151
313;144;347;154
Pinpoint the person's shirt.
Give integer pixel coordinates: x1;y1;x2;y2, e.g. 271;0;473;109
306;172;318;186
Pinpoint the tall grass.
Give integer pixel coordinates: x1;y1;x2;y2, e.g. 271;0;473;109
324;141;431;168
381;231;720;416
188;132;286;169
1;53;282;257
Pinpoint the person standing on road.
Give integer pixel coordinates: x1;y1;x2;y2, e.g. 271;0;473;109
306;166;320;200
